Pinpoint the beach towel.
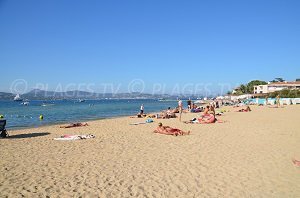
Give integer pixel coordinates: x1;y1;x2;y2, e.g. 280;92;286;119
54;134;95;141
146;119;154;123
130;122;147;125
130;119;154;125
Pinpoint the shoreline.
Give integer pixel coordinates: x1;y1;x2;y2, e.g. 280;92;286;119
1;99;178;130
5;111;162;131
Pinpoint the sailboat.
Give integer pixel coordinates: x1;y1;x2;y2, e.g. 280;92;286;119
14;94;23;101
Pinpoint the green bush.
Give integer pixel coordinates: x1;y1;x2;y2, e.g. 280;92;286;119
267;89;300;98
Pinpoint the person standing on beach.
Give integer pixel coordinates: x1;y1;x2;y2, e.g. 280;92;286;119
276;95;280;108
178;99;183;121
187;98;192;111
140;104;144;115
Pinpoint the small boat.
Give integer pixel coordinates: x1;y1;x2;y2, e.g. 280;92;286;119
21;101;29;106
78;99;85;103
194;100;208;105
158;98;166;102
14;94;23;101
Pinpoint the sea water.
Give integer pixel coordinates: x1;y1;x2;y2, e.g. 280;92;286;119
0;99;178;129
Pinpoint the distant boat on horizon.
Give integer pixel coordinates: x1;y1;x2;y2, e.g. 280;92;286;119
14;94;23;101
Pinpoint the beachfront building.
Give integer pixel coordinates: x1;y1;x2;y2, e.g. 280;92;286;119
254;81;300;94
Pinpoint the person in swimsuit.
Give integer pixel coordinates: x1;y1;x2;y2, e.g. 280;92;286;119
178;99;183;121
292;159;300;167
202;106;210;116
153;123;190;136
237;106;251;112
60;123;88;128
276;95;280;108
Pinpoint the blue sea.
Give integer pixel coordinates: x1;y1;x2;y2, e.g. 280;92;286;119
0;99;178;129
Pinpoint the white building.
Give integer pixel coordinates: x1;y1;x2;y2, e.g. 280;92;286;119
254;81;300;94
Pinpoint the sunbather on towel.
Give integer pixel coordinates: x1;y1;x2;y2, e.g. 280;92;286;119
54;134;95;140
63;134;95;139
185;114;216;124
153;123;190;136
237;106;251;112
60;123;88;128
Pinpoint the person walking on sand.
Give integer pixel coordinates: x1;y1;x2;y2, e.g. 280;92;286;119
140;104;144;115
178;99;183;121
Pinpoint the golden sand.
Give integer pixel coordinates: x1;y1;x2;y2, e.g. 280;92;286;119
0;105;300;197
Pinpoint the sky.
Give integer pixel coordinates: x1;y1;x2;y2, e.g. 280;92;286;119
0;0;300;95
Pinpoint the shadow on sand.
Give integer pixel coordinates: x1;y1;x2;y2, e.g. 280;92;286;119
7;132;51;139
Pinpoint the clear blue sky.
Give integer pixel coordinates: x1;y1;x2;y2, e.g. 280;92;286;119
0;0;299;95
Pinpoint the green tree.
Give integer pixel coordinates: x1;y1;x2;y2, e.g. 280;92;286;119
246;80;267;94
270;78;285;83
240;84;247;94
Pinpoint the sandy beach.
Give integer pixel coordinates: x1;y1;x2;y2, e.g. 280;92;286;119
0;105;300;197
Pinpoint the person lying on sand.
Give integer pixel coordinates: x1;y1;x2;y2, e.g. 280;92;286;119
194;106;215;120
153;123;190;136
158;107;177;119
237;106;251;112
54;134;95;140
60;123;88;128
130;113;147;118
184;113;217;124
292;159;300;167
166;107;177;118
